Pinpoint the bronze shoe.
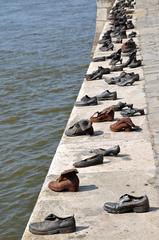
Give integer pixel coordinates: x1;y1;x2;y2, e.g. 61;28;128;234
90;107;114;122
48;169;79;192
104;194;150;214
110;117;140;132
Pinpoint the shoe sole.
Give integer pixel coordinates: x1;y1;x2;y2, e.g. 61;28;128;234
75;103;98;107
103;205;149;214
29;226;76;235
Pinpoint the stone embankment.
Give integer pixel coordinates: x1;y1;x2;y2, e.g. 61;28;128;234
22;0;159;239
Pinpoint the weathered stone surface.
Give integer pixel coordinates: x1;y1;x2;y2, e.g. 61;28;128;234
136;0;159;168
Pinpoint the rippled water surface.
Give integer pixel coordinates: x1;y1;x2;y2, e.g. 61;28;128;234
0;1;96;239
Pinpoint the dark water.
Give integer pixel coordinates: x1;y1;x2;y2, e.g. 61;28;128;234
0;1;96;239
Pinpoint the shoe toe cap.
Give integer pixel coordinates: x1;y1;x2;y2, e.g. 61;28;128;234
104;202;117;211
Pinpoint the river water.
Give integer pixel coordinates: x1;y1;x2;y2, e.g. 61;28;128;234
0;1;96;239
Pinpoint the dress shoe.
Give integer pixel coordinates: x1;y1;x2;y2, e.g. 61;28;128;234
104;194;150;214
109;49;122;65
65;119;94;136
86;66;110;81
122;50;142;68
112;101;133;111
75;95;98;107
105;76;121;85
98;36;112;44
92;56;106;62
129;58;142;68
110;65;123;72
96;90;117;101
90;145;120;156
117;77;135;86
105;72;139;85
105;49;121;60
100;43;114;51
73;154;103;168
120;107;145;117
98;30;112;44
48;169;79;192
121;50;136;67
29;214;76;235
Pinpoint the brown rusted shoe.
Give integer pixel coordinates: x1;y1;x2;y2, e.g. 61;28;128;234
90;107;114;123
48;169;79;192
110;117;140;132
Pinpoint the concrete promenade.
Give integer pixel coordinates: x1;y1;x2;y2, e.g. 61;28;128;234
22;0;159;239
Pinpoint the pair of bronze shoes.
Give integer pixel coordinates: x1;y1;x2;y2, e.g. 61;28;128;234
89;108;142;131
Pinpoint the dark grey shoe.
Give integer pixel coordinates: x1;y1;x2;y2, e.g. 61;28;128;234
65;119;94;137
98;38;111;44
73;154;103;168
117;78;135;86
128;31;137;38
105;50;121;60
104;194;150;214
90;145;120;156
112;101;133;111
127;20;135;29
96;90;117;101
129;59;142;68
110;65;123;72
105;72;139;85
29;214;76;235
104;76;121;85
109;58;122;65
92;56;106;62
120;107;145;117
86;66;110;81
75;95;98;107
100;43;114;51
119;72;140;81
109;49;122;65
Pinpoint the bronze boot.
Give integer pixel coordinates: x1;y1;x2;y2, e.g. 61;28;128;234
48;169;79;192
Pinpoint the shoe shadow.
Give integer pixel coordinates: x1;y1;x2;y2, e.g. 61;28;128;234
79;184;98;192
132;127;142;132
76;226;89;232
97;102;104;105
103;160;111;164
117;154;132;160
116;97;123;100
150;207;159;212
93;131;103;136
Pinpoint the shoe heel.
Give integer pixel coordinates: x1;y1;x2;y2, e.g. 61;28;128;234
140;109;145;115
113;93;117;100
133;204;149;213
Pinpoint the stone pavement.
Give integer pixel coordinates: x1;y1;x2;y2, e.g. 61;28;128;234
22;1;159;239
136;0;159;182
